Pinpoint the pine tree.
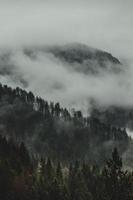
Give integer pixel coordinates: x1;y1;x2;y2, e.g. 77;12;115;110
102;148;133;200
56;161;63;183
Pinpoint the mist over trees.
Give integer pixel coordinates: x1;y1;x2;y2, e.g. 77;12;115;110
0;53;132;200
0;1;132;199
0;83;130;164
0;44;133;113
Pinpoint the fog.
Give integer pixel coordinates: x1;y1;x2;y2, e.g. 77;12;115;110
126;129;133;139
0;49;132;115
0;0;133;114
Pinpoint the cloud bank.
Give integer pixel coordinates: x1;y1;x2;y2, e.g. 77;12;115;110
0;49;132;115
0;0;133;114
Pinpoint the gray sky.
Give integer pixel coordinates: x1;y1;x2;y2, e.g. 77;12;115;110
0;0;132;60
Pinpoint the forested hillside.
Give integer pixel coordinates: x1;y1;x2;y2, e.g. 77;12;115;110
0;83;129;164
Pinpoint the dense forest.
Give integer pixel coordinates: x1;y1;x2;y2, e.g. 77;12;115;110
0;135;132;200
0;83;129;164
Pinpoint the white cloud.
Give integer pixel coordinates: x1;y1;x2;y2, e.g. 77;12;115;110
0;0;133;113
1;49;132;114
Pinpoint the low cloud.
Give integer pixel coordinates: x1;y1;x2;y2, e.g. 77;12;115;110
0;49;132;115
0;0;132;114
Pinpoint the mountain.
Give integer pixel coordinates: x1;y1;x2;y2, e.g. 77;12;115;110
49;43;120;63
23;43;121;74
0;43;132;132
0;43;122;89
0;43;120;89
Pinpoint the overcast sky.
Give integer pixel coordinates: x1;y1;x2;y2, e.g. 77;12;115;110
0;0;132;60
0;0;133;115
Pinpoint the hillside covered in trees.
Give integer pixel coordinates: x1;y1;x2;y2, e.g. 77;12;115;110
0;83;130;164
